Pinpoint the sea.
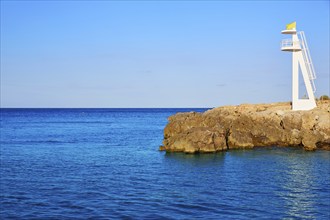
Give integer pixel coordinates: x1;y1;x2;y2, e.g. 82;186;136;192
0;108;329;219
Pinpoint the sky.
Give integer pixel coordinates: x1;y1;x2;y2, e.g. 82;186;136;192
1;1;329;108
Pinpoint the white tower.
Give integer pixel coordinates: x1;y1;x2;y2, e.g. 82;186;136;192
281;22;317;110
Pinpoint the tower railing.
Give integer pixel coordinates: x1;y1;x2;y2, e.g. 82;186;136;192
281;39;301;50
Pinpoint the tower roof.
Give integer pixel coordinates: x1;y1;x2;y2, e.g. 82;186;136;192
281;29;297;34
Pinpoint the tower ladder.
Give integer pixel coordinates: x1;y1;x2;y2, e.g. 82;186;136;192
298;31;317;92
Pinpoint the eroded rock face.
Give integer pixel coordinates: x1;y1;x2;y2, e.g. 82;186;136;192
160;101;330;153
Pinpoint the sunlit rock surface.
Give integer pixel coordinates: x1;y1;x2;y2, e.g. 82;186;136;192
160;101;330;153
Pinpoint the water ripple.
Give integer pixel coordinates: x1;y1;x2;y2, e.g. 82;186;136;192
1;109;329;219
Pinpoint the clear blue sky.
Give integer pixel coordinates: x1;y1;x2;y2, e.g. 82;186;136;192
1;1;329;108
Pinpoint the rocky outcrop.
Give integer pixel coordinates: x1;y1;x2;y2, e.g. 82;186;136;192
160;101;330;153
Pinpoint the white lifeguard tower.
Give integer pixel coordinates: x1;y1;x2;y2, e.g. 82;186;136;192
281;22;317;110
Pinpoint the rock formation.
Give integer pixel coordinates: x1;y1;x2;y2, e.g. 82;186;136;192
160;101;330;153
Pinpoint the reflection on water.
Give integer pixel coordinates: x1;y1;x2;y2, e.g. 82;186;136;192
164;152;226;167
164;147;330;219
277;151;325;219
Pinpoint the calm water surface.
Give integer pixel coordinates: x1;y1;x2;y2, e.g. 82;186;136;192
1;109;329;219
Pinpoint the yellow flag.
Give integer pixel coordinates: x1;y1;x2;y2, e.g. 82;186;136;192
286;21;296;30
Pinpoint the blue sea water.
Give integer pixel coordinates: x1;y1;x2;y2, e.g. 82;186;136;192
0;108;329;219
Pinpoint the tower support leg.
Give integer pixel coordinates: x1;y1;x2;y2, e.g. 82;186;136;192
291;51;316;111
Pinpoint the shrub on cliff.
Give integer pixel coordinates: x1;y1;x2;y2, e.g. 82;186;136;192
320;95;329;100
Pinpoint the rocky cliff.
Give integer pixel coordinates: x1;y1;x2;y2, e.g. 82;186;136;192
160;101;330;153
